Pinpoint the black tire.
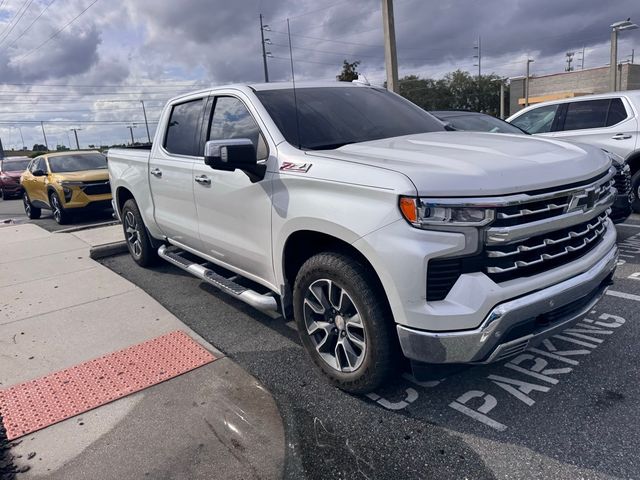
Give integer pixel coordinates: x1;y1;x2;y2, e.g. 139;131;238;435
631;170;640;213
49;191;70;225
23;192;41;219
121;198;158;267
293;251;397;394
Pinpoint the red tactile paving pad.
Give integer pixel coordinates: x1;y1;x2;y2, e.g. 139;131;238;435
0;330;216;440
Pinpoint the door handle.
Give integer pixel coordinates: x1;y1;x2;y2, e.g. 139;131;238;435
611;133;632;140
194;175;211;185
150;168;163;177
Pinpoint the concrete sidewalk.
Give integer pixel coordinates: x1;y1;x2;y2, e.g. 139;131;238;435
0;224;285;479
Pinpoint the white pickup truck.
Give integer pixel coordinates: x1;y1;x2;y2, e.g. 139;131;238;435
108;82;619;393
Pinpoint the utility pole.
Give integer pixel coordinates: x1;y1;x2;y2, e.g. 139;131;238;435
70;128;81;150
17;127;25;150
473;36;482;79
578;46;585;69
140;100;151;143
630;48;635;64
499;81;505;119
127;124;137;145
381;0;399;93
525;58;534;107
260;14;270;83
565;52;575;71
40;121;49;151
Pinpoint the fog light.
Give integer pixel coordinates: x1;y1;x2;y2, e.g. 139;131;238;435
63;187;72;202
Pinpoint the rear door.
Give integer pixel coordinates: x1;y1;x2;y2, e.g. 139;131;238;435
192;93;275;286
148;97;204;250
550;97;638;158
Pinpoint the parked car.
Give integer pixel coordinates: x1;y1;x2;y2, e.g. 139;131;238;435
21;151;112;224
507;91;640;213
0;157;31;199
108;83;618;393
430;110;526;134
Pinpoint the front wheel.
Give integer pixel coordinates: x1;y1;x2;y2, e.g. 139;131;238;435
293;251;397;394
23;192;41;219
121;198;158;267
631;170;640;213
49;191;70;224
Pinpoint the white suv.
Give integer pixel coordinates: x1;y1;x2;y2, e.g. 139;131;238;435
507;91;639;215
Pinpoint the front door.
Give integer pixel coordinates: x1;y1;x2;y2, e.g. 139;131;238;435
192;94;275;286
149;97;204;250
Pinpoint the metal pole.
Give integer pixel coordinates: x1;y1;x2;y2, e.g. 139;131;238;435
141;100;151;143
381;0;399;92
525;59;534;107
40;121;49;151
477;36;481;79
71;128;80;149
260;14;270;83
581;45;585;69
499;82;505;119
127;126;135;145
18;127;24;150
610;28;618;91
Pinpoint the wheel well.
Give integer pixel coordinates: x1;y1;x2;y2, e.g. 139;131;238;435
627;152;640;176
116;187;134;215
282;230;390;312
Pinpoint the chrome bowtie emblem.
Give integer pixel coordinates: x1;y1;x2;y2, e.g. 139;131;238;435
566;187;597;213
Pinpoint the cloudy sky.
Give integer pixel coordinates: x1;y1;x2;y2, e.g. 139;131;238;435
0;0;638;150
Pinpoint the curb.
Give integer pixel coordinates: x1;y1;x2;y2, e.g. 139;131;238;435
89;241;129;260
53;220;120;234
0;414;19;480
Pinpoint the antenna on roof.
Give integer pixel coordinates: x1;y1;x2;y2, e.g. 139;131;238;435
287;19;302;149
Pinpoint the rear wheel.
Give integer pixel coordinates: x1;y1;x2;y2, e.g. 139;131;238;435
49;191;70;225
631;170;640;213
23;192;41;219
122;198;158;267
293;251;397;394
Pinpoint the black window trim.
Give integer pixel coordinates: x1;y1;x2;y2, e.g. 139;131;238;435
555;96;630;132
200;93;270;162
160;96;207;159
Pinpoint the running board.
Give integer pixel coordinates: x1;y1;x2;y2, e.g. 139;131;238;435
157;245;278;313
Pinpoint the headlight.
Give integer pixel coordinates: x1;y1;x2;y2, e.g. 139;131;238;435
59;180;84;186
399;197;495;228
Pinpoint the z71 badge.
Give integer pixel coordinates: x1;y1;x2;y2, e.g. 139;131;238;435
280;162;312;173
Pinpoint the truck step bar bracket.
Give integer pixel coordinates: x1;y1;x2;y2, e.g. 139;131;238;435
157;245;279;313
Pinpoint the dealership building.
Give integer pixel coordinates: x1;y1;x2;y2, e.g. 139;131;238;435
509;63;640;115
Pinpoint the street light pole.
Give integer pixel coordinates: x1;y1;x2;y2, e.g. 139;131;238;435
17;127;25;150
499;81;505;119
525;59;534;107
610;19;639;92
127;125;137;145
141;100;151;143
381;0;399;93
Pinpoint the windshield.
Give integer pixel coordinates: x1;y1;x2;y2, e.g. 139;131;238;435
255;87;445;150
433;112;525;134
48;153;107;173
1;159;31;172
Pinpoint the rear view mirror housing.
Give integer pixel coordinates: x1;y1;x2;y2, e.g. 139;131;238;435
204;139;266;182
32;169;46;177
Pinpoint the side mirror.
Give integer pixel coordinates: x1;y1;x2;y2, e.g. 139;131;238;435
204;139;266;182
32;169;45;177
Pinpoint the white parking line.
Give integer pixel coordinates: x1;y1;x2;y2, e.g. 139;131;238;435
618;223;640;229
606;290;640;302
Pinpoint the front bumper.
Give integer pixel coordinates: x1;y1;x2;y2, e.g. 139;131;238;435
1;180;23;196
397;244;618;364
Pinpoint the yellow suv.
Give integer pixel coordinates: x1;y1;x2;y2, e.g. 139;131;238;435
21;151;112;224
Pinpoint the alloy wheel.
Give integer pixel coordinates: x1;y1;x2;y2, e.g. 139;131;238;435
124;210;142;258
303;278;367;373
23;194;31;215
51;194;62;222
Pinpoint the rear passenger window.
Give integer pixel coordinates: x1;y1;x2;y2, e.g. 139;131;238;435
164;99;203;156
563;99;610;130
606;98;627;126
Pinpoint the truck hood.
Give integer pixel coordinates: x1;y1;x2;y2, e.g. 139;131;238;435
310;132;611;196
50;169;109;182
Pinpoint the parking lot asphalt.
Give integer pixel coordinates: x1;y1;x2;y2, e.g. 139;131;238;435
97;215;640;480
0;197;116;232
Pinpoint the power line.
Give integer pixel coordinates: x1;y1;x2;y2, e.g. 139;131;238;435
0;0;36;46
5;0;57;49
0;0;31;42
0;81;208;88
0;120;160;124
12;0;102;62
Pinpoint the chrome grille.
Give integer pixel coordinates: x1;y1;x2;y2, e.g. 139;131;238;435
485;213;608;275
613;164;631;197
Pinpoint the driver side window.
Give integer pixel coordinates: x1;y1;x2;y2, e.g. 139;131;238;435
208;96;268;160
511;104;559;134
